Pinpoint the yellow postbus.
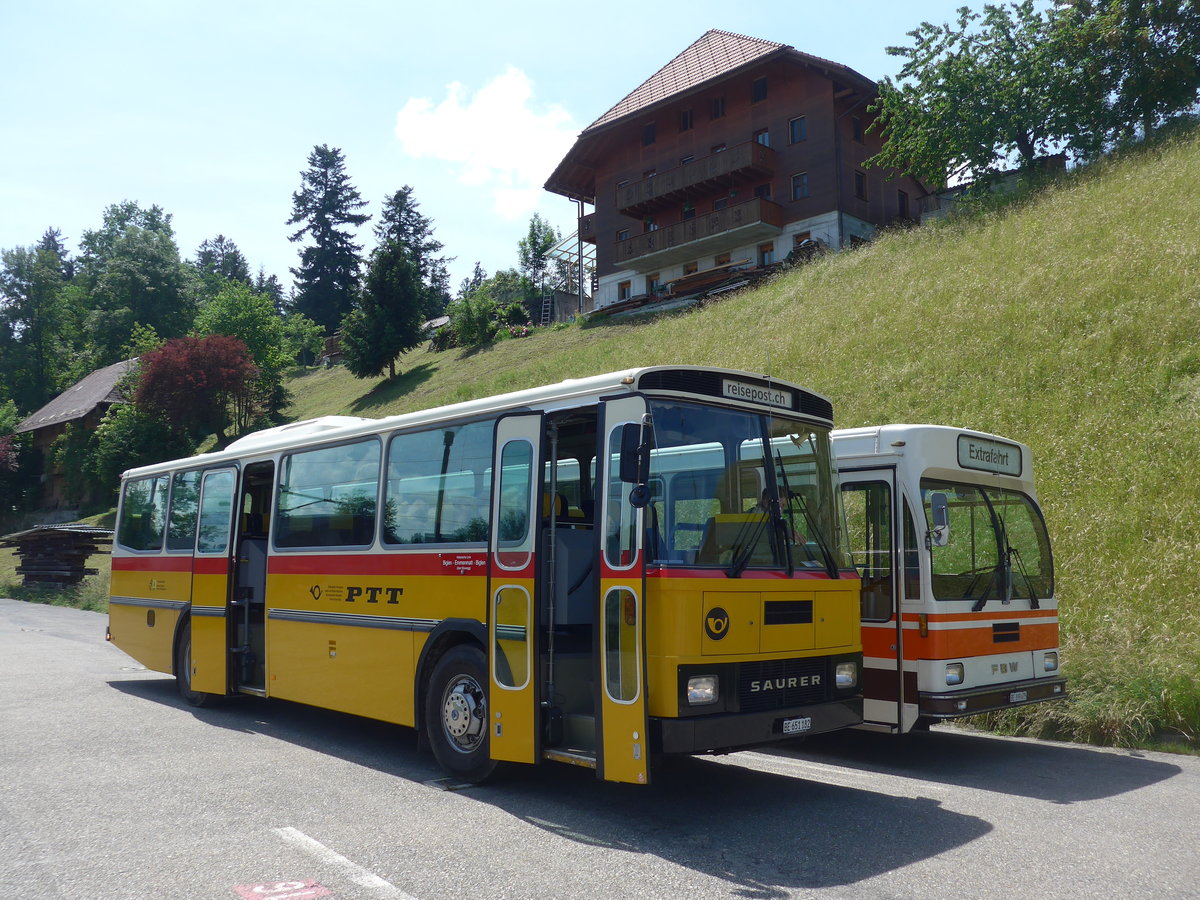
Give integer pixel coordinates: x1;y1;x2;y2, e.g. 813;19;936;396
108;366;862;784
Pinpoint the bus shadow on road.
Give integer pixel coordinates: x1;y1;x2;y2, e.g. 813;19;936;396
108;677;991;892
769;727;1183;804
479;756;991;895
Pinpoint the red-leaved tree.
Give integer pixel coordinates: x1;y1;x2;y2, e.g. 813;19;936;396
135;335;260;445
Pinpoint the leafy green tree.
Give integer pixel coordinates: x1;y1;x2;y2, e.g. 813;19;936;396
341;187;447;379
77;201;194;363
458;261;487;299
87;403;193;503
281;312;324;366
867;2;1078;186
517;213;565;319
1058;0;1200;153
0;399;34;518
286;145;370;334
0;228;82;412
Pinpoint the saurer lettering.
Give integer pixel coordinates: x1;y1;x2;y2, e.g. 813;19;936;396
749;675;822;692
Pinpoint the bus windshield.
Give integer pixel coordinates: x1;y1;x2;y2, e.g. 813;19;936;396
921;479;1054;607
644;400;851;574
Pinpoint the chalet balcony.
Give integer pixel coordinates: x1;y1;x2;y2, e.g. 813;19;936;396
614;197;784;270
617;142;776;217
579;212;597;244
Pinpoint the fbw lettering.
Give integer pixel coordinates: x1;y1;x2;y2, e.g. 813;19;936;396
345;586;403;604
991;662;1019;675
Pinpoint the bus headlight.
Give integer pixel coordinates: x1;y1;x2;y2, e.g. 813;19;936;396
1044;651;1059;672
687;675;719;705
946;662;965;686
835;661;858;689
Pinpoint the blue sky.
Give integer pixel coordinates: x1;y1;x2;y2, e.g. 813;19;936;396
0;1;974;294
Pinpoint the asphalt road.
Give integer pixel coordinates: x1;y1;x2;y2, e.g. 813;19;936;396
2;597;1197;900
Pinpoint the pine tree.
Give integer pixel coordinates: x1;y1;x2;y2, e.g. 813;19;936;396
341;187;446;380
286;145;370;334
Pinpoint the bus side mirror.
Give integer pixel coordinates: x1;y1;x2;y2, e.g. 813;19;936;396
929;492;950;547
619;422;650;508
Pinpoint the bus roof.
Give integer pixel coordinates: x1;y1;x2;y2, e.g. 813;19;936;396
831;424;1035;487
120;365;833;480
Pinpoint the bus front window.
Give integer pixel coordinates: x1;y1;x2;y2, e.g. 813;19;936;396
645;400;849;575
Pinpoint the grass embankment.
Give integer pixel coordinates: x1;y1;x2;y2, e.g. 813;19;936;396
287;131;1200;750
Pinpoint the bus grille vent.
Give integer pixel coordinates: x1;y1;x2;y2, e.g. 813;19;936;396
993;622;1021;643
737;657;829;712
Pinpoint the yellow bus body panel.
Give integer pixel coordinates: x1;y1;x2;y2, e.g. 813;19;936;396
109;563;192;674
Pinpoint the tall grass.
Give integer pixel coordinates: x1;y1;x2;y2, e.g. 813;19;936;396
31;128;1188;749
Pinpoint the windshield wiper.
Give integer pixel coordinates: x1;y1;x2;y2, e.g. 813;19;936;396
726;511;771;578
1008;546;1039;609
779;456;839;579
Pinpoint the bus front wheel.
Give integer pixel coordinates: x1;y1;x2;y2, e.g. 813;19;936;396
175;619;218;708
425;645;497;784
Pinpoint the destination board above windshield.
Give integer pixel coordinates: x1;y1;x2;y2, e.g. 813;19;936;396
957;433;1023;476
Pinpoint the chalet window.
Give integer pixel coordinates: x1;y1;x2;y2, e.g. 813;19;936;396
898;189;909;218
713;197;728;211
793;232;812;247
789;116;807;143
644;216;658;232
754;183;772;201
754;128;770;147
710;96;726;119
854;171;867;200
758;243;775;266
682;201;696;220
715;252;732;266
616;229;630;242
646;273;661;294
852;117;864;143
791;172;809;201
679;109;693;131
683;261;698;275
643;122;656;146
618;281;632;301
752;77;768;103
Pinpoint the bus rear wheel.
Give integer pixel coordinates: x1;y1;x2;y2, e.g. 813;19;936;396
426;645;496;784
175;619;218;708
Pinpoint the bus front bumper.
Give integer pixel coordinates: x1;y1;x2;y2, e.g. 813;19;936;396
652;697;863;756
920;676;1068;719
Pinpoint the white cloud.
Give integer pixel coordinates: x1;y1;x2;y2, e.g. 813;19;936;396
395;67;578;221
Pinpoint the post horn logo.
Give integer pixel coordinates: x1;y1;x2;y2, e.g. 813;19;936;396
705;607;730;640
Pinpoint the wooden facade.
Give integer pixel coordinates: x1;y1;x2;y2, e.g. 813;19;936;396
545;31;929;310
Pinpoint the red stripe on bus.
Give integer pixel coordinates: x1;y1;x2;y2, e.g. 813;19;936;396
267;552;490;577
193;557;229;575
111;556;193;573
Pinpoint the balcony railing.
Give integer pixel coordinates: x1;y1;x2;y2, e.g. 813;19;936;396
579;212;596;244
614;197;785;268
617;142;776;217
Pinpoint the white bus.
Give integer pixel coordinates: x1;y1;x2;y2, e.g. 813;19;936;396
833;425;1066;732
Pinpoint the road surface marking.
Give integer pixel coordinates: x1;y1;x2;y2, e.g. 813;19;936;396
274;827;416;899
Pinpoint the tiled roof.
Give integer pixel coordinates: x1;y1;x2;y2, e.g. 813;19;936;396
15;358;137;434
585;30;786;132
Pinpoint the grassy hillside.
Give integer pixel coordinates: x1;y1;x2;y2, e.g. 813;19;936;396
286;130;1197;748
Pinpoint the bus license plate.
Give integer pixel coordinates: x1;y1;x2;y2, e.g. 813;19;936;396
782;716;812;735
1009;690;1028;703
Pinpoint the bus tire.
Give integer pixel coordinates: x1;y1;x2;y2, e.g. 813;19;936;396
425;645;496;784
175;618;218;708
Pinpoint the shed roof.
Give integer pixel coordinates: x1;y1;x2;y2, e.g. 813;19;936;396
15;358;137;434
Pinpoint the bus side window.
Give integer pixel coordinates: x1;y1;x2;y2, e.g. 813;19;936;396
903;500;920;600
841;481;893;621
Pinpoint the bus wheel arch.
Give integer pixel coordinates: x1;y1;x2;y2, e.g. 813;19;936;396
173;616;220;708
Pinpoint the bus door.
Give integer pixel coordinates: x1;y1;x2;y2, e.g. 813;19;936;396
231;461;273;693
188;467;238;695
840;468;918;732
596;395;650;784
488;413;542;765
